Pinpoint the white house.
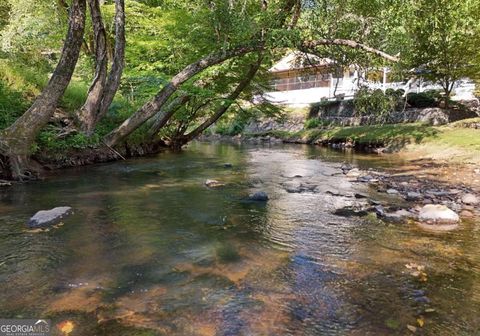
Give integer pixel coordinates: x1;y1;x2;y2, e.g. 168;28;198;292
264;52;476;107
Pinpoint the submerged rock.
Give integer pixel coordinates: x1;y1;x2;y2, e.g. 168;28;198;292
460;210;475;218
248;191;269;202
383;209;416;223
334;206;369;217
27;206;73;228
205;179;224;188
282;181;317;193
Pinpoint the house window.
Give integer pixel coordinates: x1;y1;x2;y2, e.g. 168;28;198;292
271;70;332;91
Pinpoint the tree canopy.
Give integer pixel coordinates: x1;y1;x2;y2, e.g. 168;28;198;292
0;0;479;179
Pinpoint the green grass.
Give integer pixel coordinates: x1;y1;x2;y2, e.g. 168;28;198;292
252;123;438;146
449;117;480;128
431;128;480;151
249;122;480;155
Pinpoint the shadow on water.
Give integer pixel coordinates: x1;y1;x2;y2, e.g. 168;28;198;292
0;142;479;335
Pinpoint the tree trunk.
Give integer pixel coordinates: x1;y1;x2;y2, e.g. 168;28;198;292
76;0;108;133
176;54;263;146
96;0;125;125
103;45;259;147
77;0;125;135
0;0;87;180
147;93;191;138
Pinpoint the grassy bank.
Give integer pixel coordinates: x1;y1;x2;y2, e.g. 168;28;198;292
247;121;480;163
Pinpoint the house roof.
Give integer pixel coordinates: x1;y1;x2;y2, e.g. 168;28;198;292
269;51;334;72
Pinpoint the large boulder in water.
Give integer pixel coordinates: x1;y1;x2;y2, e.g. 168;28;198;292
418;204;459;224
417;204;459;231
27;206;73;228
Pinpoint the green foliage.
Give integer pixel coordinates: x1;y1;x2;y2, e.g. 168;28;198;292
0;81;28;129
35;127;100;153
0;58;48;98
61;81;90;113
0;0;66;55
404;0;480;97
353;87;402;119
406;90;441;108
304;118;323;129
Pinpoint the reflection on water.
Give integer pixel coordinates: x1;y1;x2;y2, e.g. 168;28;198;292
0;142;479;335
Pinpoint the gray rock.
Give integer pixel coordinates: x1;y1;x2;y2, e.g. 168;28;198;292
346;168;361;177
373;205;386;217
418;204;459;224
357;175;374;183
248;191;269;202
341;163;353;173
416;108;449;126
461;193;479;205
384;209;416;223
406;192;422;201
283;181;317;193
386;188;399;195
27;206;73;228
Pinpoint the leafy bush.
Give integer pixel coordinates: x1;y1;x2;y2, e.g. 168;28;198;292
304;118;321;129
35;127;100;152
353;87;401;120
304;118;332;129
406;90;441;108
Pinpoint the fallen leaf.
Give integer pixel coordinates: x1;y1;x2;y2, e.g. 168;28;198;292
417;317;425;327
57;320;74;335
407;324;417;332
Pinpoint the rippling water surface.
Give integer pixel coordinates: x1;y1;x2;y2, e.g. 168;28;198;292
0;142;479;335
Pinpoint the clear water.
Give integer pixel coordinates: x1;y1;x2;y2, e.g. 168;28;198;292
0;142;479;335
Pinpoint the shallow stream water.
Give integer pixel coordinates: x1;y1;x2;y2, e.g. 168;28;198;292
0;142;479;335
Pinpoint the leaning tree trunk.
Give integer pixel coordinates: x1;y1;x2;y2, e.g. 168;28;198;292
0;0;87;180
77;0;125;135
103;45;260;147
173;54;263;148
147;93;191;138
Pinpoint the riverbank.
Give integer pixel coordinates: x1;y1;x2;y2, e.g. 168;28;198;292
201;120;480;192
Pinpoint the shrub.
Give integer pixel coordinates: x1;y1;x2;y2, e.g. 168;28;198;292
353;86;399;121
406;90;441;108
304;118;322;129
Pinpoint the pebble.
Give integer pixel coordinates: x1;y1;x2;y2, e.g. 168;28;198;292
461;193;479;205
